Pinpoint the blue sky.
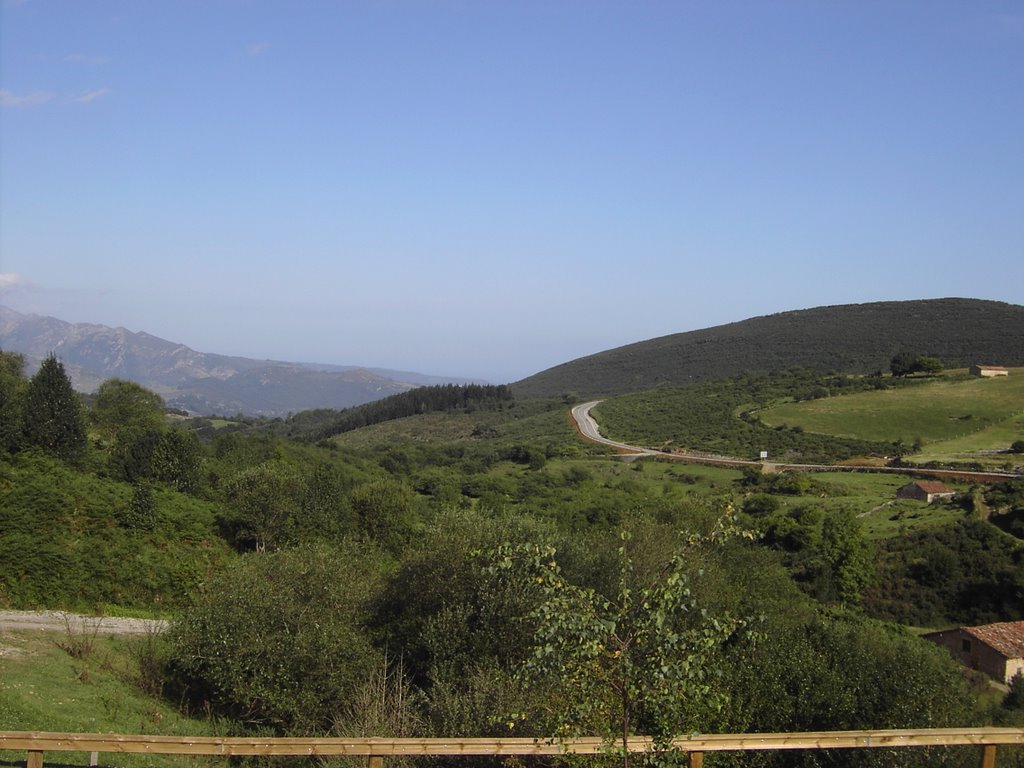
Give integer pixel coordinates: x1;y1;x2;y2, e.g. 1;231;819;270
1;1;1022;383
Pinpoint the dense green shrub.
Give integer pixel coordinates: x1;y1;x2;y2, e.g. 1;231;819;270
867;518;1024;626
166;543;384;733
0;452;229;609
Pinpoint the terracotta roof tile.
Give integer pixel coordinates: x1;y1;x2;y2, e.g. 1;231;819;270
965;621;1024;658
914;481;954;494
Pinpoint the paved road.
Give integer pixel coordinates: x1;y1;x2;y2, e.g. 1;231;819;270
570;401;658;456
569;401;1020;482
571;400;759;466
0;610;168;635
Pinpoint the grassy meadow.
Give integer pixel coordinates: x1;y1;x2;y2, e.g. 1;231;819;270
0;629;225;768
759;370;1024;466
797;470;971;539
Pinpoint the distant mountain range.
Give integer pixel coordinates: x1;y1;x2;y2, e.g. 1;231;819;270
512;298;1024;399
0;306;480;417
8;298;1022;417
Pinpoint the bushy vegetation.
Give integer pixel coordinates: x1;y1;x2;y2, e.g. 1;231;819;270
2;349;1023;761
593;370;900;463
166;543;385;732
868;518;1024;627
158;513;979;763
0;451;230;609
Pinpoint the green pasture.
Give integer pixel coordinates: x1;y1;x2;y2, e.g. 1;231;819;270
759;370;1024;451
804;471;971;539
744;470;971;539
912;414;1024;469
0;630;224;768
547;456;743;494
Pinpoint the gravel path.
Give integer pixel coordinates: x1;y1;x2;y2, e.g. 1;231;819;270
0;610;168;635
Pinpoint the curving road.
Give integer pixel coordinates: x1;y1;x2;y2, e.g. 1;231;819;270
569;401;1019;482
570;401;658;457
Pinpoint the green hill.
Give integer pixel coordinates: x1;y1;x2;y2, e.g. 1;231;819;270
512;298;1024;398
759;369;1024;468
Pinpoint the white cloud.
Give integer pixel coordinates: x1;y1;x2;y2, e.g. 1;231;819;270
0;89;53;108
247;41;271;56
0;273;34;293
72;88;110;104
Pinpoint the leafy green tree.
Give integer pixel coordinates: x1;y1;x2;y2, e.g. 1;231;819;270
151;428;202;493
487;517;752;768
21;354;87;462
1005;672;1024;711
166;543;384;732
890;351;920;377
349;478;417;552
0;350;27;452
91;378;165;442
815;509;873;607
221;462;304;551
760;505;823;559
298;461;355;538
109;426;162;482
723;607;976;766
742;493;781;517
372;510;549;736
890;352;942;378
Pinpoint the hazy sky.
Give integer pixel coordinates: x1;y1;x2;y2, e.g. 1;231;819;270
2;2;1022;383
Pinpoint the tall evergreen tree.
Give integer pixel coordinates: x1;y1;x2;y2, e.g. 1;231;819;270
21;354;87;462
0;350;27;453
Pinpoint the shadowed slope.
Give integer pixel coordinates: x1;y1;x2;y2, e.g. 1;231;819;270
513;298;1024;398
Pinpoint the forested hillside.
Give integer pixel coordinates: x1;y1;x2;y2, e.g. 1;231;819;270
513;298;1024;398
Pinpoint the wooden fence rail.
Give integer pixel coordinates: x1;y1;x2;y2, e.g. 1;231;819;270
4;729;1024;768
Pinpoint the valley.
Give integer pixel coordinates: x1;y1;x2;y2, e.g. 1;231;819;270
2;299;1024;768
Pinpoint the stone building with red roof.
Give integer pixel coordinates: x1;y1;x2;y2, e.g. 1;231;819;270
925;621;1024;683
970;364;1009;378
896;480;956;503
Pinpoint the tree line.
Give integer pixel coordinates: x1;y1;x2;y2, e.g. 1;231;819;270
302;383;514;441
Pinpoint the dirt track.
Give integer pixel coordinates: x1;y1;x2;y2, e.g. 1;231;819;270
0;610;168;635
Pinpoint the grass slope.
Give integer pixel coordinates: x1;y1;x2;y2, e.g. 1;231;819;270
760;370;1024;467
513;298;1024;398
0;452;233;611
779;471;971;539
0;630;225;768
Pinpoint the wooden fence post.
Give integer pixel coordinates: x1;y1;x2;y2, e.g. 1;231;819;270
688;751;703;768
981;745;997;768
367;755;384;768
26;750;44;768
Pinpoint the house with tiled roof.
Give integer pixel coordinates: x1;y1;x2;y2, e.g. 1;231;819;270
896;480;956;503
970;364;1009;378
925;621;1024;683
